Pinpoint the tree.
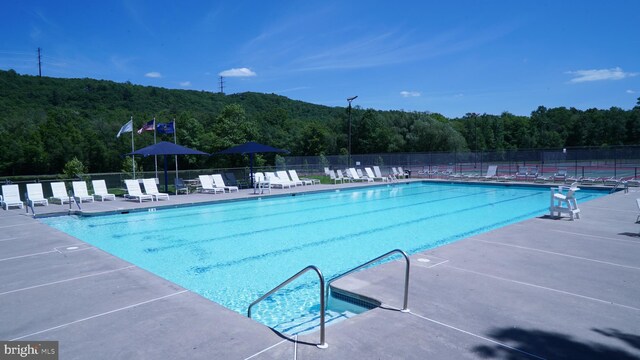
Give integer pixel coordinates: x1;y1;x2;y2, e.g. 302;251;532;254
62;157;88;180
121;157;143;179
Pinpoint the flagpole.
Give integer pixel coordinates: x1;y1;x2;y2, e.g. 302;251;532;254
153;116;158;180
131;116;135;179
174;119;179;187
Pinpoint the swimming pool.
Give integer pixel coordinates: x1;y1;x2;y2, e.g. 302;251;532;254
40;182;606;330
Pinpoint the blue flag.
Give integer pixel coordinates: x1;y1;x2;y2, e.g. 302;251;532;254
156;121;175;134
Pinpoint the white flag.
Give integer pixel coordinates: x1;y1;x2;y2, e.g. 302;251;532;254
117;119;133;138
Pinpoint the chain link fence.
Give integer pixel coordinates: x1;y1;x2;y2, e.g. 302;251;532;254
3;146;639;198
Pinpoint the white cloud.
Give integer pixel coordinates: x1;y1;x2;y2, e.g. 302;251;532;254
179;81;191;87
218;67;256;77
626;89;635;94
400;91;421;98
145;71;162;78
566;67;638;83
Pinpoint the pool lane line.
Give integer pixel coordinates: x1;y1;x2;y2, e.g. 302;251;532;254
409;312;547;360
243;339;290;360
145;188;513;254
10;290;189;341
187;193;544;274
440;264;640;312
468;238;640;271
113;187;494;241
0;265;137;296
82;185;474;228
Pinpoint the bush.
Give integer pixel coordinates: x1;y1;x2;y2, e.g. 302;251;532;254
62;157;89;180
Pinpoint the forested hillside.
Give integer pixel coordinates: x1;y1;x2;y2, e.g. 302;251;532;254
0;69;638;176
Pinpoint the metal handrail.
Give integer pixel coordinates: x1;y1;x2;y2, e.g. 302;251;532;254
327;249;410;312
247;265;328;349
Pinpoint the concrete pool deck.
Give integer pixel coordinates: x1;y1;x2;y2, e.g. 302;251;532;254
1;181;639;359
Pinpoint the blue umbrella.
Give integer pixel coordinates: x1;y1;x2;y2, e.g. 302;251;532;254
127;141;209;192
214;141;289;188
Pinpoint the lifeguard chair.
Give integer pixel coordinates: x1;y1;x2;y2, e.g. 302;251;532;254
550;182;580;220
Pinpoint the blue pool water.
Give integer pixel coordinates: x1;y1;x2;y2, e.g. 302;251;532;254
40;182;605;329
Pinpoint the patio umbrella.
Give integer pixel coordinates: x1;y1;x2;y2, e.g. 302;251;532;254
214;141;289;188
127;141;209;192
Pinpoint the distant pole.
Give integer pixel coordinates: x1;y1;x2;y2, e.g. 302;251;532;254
219;76;224;94
347;96;358;167
153;117;158;180
130;116;135;179
174;118;178;185
37;48;42;77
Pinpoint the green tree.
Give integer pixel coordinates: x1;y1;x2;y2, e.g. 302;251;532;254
121;156;143;179
62;157;88;180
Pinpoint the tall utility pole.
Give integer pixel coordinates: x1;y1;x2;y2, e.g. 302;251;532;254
37;48;42;77
219;76;224;94
347;96;358;167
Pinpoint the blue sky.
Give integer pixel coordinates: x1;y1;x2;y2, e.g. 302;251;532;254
2;1;639;117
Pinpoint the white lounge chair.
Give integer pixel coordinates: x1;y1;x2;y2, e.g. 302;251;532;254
124;179;154;202
277;170;301;187
50;182;70;204
328;170;342;184
212;174;239;192
142;178;170;201
289;170;318;185
398;167;409;178
365;167;387;182
349;168;373;182
391;167;406;179
1;184;23;210
336;169;351;183
373;166;391;181
553;169;568;183
72;181;95;203
515;166;529;181
636;198;640;223
265;172;294;188
92;180;116;201
480;165;497;181
198;175;224;194
26;183;48;207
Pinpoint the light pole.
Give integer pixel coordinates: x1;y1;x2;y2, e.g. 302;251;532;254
347;96;358;167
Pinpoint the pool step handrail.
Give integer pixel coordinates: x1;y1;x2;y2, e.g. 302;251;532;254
247;265;328;349
327;249;410;313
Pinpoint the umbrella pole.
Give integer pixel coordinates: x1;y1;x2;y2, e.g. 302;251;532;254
164;155;169;193
250;153;254;188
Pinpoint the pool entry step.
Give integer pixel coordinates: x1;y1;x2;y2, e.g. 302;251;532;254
247;249;410;348
274;290;380;335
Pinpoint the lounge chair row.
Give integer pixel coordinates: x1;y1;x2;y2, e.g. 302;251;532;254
124;179;170;202
1;180;111;210
252;170;320;190
0;179;172;210
197;174;239;194
326;166;406;184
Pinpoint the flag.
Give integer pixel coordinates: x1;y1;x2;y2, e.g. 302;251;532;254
137;120;155;134
116;120;133;138
156;121;175;134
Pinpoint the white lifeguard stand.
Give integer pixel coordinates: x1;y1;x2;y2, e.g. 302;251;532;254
549;183;580;220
